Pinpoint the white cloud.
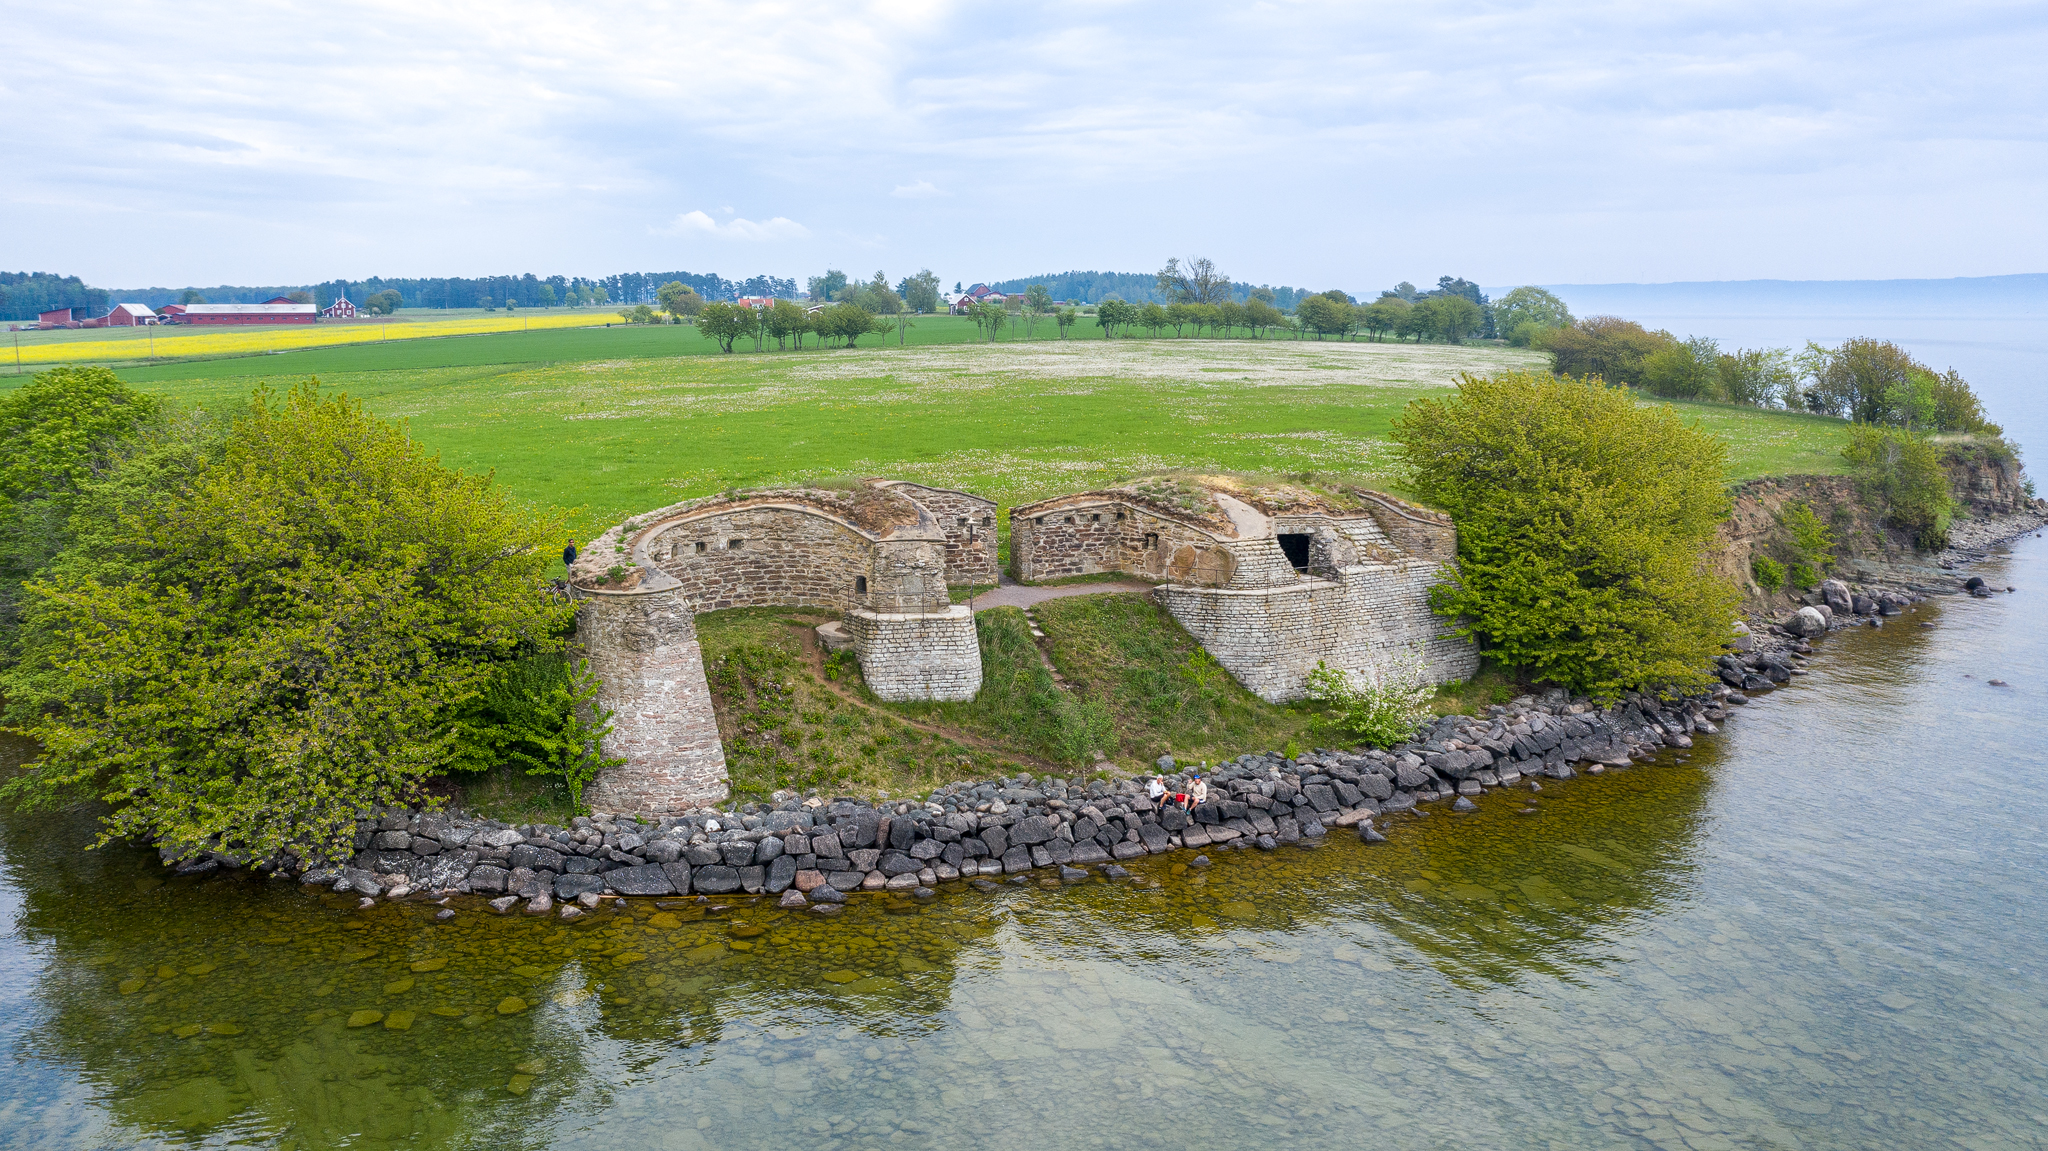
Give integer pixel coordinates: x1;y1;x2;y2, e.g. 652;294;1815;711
892;180;945;199
660;210;810;241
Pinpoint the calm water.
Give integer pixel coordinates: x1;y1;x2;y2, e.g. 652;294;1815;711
4;540;2047;1150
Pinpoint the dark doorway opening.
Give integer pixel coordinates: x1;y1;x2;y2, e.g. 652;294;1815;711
1277;533;1312;572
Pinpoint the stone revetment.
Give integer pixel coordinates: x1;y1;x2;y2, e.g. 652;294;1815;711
1008;476;1479;702
569;475;1476;814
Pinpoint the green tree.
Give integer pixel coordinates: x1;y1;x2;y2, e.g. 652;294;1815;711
179;289;206;305
447;653;622;814
1843;424;1953;547
1641;336;1723;400
696;301;755;352
1799;337;1920;423
1056;306;1079;339
1215;300;1245;338
1295;294;1353;340
1715;347;1799;408
1;382;572;862
1539;316;1679;386
1242;298;1284;338
1360;297;1408;342
0;367;165;640
1392;371;1737;696
899;269;942;314
1138;302;1169;337
1165;302;1196;337
862;271;904;314
363;289;403;315
537;284;556;308
818;302;879;347
807;270;848;303
656;281;703;320
1412;295;1482;343
762;299;810;350
970;300;1008;342
1492;286;1573;346
1096;299;1138;337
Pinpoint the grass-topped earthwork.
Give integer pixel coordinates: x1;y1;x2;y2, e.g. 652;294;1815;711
57;337;1855;544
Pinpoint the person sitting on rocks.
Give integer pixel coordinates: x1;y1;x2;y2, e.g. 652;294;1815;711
1191;775;1208;809
1147;775;1167;810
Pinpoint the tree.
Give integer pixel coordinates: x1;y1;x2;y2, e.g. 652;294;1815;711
657;281;703;320
286;290;314;305
1843;424;1953;547
1096;299;1138;337
1794;338;1998;432
1715;347;1799;408
762;300;810;350
362;289;403;315
1242;298;1284;338
1165;302;1196;337
1138;302;1169;337
1215;300;1245;338
807;270;848;303
1156;256;1231;304
863;271;904;314
816;302;878;347
1025;283;1054;316
1493;286;1573;346
697;301;755;352
967;300;1007;342
537;284;556;309
1392;371;1737;696
179;289;207;305
1539;316;1678;386
1361;298;1408;342
1379;281;1420;303
1928;368;2000;435
899;269;942;314
1641;336;1723;400
1;381;571;863
1296;294;1353;340
1411;295;1481;343
1397;300;1436;343
1056;306;1078;339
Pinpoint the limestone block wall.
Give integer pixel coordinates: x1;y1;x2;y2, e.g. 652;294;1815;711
1156;560;1479;703
1010;500;1221;584
881;482;999;585
847;605;984;702
1355;492;1458;565
576;584;729;813
867;537;952;612
644;505;871;611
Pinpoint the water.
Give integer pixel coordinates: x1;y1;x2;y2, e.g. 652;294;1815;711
4;540;2048;1150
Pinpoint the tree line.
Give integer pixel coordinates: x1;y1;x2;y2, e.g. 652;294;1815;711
1;272;109;321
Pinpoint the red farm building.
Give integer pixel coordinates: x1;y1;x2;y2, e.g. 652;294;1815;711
106;303;158;326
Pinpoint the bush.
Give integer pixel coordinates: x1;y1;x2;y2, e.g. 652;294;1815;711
1781;501;1836;573
0;381;572;863
1304;654;1431;747
1392;371;1737;696
1787;561;1818;590
1751;556;1786;591
1640;337;1722;400
1843;424;1954;548
1537;316;1679;387
447;652;621;814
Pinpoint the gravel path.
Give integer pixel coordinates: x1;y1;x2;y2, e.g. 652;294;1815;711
966;576;1158;611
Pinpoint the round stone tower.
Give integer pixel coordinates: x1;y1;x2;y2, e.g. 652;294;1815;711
575;578;729;813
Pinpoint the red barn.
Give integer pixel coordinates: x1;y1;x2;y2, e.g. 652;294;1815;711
322;296;357;318
107;303;157;326
37;307;80;329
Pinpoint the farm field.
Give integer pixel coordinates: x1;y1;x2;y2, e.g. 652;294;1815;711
11;335;1854;541
2;308;611;365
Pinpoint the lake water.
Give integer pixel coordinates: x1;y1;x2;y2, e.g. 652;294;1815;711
3;537;2046;1150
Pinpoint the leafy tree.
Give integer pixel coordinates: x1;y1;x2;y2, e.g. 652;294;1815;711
1164;302;1196;337
899;269;942;314
657;281;703;320
1025;283;1054;316
537;284;556;308
1392;371;1737;696
1242;298;1284;338
1798;337;1917;423
968;300;1008;342
762;300;811;350
1397;300;1436;343
1295;294;1353;339
1215;300;1244;338
1096;299;1138;337
362;289;404;315
697;301;755;352
1378;281;1420;303
1929;368;2000;435
1843;424;1953;547
861;271;904;314
807;270;848;303
0;367;166;640
1138;302;1169;337
1;382;571;862
1156;256;1231;304
1715;347;1799;408
1360;298;1408;341
1641;336;1723;400
1056;306;1079;339
1412;295;1482;343
286;290;315;305
1539;316;1678;386
179;289;207;305
1779;501;1836;582
1493;286;1573;346
817;302;879;347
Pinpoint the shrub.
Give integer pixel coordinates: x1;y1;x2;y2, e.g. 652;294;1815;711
0;381;572;863
1304;654;1431;747
1787;561;1818;590
1640;337;1723;400
447;653;621;814
1392;371;1737;697
1843;423;1954;548
1781;501;1836;573
1537;316;1679;387
1751;556;1786;591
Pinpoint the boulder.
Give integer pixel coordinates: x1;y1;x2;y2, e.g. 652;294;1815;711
1010;815;1057;846
1784;606;1828;637
554;873;605;901
605;865;674;896
692;865;742;894
1821;578;1852;614
661;862;693;894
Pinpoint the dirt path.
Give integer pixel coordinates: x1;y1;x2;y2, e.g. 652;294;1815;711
964;575;1158;611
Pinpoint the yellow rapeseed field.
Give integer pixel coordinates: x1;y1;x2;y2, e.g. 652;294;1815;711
7;311;608;365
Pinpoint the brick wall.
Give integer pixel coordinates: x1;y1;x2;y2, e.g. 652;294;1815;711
882;482;999;586
576;584;729;812
847;606;984;701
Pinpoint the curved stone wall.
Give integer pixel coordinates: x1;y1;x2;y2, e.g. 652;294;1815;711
576;584;729;813
641;504;873;612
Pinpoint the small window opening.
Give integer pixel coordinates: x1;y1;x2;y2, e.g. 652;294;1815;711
1036;516;1046;525
1090;513;1101;523
1144;533;1160;549
957;516;969;527
1064;516;1074;524
856;576;868;594
982;515;993;526
727;538;744;551
694;541;707;554
1115;512;1125;521
1277;533;1312;572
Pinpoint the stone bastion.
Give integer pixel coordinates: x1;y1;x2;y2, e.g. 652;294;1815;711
1009;476;1478;702
568;479;993;812
569;475;1473;814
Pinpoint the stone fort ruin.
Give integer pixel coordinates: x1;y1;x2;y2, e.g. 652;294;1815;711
569;475;1475;813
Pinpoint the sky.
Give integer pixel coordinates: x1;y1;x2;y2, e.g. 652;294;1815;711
7;0;2046;294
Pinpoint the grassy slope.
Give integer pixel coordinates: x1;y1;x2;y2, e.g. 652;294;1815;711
6;334;1853;544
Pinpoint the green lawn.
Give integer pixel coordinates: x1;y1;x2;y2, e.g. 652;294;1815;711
2;332;1853;540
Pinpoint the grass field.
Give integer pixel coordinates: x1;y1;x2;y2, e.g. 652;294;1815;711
5;328;1857;543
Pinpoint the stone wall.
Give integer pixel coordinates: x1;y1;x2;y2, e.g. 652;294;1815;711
847;605;984;702
1353;492;1458;566
881;482;999;586
576;584;729;813
1157;560;1479;703
643;504;872;612
1010;499;1222;584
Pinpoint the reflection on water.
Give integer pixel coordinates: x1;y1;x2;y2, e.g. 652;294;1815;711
5;542;2048;1149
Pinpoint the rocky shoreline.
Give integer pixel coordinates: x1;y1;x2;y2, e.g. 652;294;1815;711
158;515;2039;919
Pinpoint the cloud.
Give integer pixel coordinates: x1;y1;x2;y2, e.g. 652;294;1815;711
891;180;945;199
660;210;810;241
